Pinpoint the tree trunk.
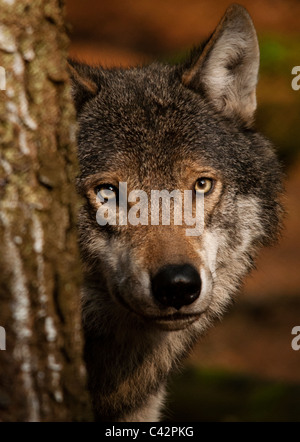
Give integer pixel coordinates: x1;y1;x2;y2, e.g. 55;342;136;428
0;0;92;421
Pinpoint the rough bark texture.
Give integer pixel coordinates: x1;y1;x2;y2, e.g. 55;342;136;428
0;0;92;421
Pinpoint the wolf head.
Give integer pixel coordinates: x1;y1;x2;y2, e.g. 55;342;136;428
69;5;283;336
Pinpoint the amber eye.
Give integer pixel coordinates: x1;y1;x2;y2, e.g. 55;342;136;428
94;184;118;201
194;178;214;195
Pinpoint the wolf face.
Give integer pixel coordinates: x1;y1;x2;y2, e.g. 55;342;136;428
70;5;282;336
69;4;283;421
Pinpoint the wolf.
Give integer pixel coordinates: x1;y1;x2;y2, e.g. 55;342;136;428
68;4;283;421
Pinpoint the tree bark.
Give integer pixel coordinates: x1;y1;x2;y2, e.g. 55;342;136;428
0;0;92;421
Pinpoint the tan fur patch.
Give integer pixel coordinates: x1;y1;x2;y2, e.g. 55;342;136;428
67;62;98;95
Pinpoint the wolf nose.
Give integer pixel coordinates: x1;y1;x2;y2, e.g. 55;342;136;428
151;264;201;310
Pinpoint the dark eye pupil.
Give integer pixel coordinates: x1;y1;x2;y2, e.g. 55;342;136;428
197;179;209;189
95;184;116;195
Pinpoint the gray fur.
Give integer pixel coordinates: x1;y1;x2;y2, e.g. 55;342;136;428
69;4;283;421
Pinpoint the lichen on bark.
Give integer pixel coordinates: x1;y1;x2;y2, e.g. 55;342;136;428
0;0;92;422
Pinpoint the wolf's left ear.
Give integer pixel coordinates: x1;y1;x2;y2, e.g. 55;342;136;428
181;4;259;126
67;59;100;113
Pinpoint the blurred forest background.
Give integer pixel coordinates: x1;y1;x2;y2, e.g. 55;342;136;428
65;0;300;421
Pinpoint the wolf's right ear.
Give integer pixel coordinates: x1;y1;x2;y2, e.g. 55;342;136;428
181;4;259;127
67;60;100;113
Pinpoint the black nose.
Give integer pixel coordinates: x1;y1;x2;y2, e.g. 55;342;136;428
151;264;201;310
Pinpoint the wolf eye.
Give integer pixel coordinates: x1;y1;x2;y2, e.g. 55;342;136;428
195;178;214;195
95;184;118;201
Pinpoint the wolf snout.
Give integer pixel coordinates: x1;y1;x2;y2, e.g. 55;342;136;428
151;264;201;310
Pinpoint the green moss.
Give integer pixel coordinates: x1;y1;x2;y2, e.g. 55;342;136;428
259;34;300;76
165;366;300;422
